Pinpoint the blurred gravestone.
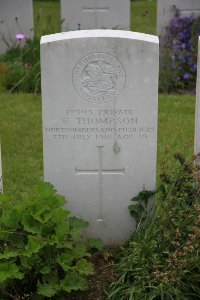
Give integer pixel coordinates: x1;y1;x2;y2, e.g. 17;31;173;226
157;0;200;35
0;0;33;53
60;0;130;31
41;30;159;244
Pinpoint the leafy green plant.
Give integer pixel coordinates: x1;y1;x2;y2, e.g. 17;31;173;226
128;189;155;228
109;153;200;300
0;182;103;299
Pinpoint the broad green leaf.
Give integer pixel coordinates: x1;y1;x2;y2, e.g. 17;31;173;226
22;213;42;234
55;222;69;240
42;271;59;284
61;272;88;292
72;244;90;259
58;253;73;271
70;228;81;241
0;263;24;282
63;241;73;249
76;259;94;275
54;207;69;221
69;217;89;229
49;235;58;245
128;204;145;222
48;235;72;250
47;194;67;210
35;182;67;209
39;266;51;275
41;223;54;237
88;238;104;250
128;203;144;213
0;251;19;260
37;281;60;297
54;208;70;239
0;230;25;244
1;208;20;229
32;206;52;224
131;190;156;202
20;256;32;269
24;236;46;257
53;239;73;250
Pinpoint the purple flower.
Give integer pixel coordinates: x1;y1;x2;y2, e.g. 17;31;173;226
15;33;25;40
181;43;186;49
183;73;191;80
178;53;183;61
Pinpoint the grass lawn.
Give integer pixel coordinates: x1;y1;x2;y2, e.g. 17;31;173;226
131;0;157;34
0;93;42;194
33;0;61;38
157;94;195;178
0;93;195;194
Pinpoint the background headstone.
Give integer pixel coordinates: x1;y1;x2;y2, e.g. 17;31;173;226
0;143;3;194
0;0;34;53
41;30;159;244
157;0;200;35
60;0;130;31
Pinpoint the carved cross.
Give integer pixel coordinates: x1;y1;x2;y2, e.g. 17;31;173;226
75;146;125;222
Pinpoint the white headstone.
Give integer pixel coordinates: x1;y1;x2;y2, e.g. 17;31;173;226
0;0;34;53
41;30;159;244
195;37;200;154
157;0;200;35
60;0;130;31
0;143;3;194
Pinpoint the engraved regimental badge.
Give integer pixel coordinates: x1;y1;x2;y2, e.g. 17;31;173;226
73;53;125;103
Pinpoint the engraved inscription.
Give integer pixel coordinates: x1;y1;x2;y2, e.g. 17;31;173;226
73;53;125;103
45;107;156;142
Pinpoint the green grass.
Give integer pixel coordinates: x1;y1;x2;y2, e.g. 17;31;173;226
157;94;195;179
0;93;195;194
33;1;61;38
0;93;43;194
131;0;157;34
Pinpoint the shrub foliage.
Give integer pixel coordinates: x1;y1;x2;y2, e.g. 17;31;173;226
0;182;103;299
159;6;200;93
109;153;200;299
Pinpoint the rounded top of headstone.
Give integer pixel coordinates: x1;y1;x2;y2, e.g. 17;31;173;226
41;30;159;45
